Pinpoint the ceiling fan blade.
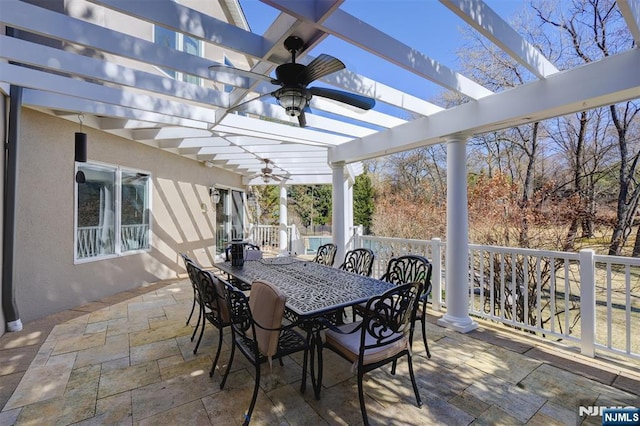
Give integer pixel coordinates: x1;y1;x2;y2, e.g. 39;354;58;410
209;64;273;84
299;54;345;85
309;87;376;110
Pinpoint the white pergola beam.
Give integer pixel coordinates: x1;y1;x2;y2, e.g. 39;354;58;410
440;0;558;78
263;0;493;100
330;47;640;163
617;0;640;46
87;0;265;57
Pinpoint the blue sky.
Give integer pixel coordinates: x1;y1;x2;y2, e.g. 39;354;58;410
238;0;529;105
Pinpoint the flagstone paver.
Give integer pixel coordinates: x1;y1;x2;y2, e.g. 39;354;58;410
0;277;638;425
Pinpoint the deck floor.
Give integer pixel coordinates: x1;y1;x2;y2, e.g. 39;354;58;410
1;277;638;425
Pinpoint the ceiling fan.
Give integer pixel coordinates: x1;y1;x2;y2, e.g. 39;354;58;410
209;36;376;127
247;159;289;183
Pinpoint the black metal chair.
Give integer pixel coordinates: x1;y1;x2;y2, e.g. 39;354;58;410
193;267;234;377
312;242;337;266
380;255;433;358
182;255;207;353
323;282;423;425
339;248;375;276
221;280;310;425
179;252;200;330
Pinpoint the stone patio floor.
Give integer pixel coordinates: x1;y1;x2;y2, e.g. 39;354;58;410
1;277;639;425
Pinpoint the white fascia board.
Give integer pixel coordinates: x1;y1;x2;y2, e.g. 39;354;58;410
440;0;558;78
261;0;344;25
0;36;230;108
245;175;333;185
264;0;493;100
1;63;217;123
213;124;328;146
617;0;640;46
0;2;237;87
20;89;209;129
201;152;256;161
240;144;326;154
98;118;160;130
87;0;264;58
198;146;248;155
178;138;231;148
330;48;640;164
132;127;213;141
224;136;286;146
220;113;353;145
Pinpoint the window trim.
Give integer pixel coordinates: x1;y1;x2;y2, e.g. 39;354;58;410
74;161;152;264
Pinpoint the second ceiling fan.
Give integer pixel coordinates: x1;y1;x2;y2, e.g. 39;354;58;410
210;36;376;127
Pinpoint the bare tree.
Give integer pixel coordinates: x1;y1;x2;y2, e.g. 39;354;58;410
535;0;640;255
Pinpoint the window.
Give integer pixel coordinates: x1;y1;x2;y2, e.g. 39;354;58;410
154;25;202;84
75;163;151;261
215;188;245;256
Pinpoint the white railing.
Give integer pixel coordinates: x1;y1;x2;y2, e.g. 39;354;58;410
121;224;149;251
356;235;639;361
77;224;149;258
248;224;301;253
77;226;114;258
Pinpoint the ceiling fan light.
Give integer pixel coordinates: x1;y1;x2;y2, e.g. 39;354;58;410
262;174;271;183
275;88;310;117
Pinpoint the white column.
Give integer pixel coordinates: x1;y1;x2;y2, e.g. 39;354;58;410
346;181;354;239
437;136;478;332
278;183;288;256
331;161;347;265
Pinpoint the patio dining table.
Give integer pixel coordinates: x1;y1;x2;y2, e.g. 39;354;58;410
213;256;395;399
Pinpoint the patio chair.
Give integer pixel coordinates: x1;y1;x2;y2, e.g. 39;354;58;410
194;267;233;377
312;242;337;266
182;256;206;353
339;248;375;277
323;282;423;425
179;252;200;329
220;280;310;425
374;255;433;358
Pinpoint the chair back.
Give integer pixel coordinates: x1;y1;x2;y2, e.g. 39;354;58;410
362;282;422;350
313;243;337;266
196;267;231;324
183;257;200;290
249;280;286;357
381;255;432;287
339;248;375;276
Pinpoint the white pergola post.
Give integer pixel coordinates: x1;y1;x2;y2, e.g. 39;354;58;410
331;161;348;265
278;183;288;256
437;136;478;332
346;182;354;238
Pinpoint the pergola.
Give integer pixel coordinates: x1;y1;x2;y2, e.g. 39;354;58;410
1;0;640;332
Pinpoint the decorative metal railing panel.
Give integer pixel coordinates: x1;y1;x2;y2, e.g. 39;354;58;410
355;235;639;361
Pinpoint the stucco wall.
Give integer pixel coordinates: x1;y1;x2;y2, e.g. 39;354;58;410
14;108;242;323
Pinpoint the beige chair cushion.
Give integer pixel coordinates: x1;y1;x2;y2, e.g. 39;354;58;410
212;276;230;323
249;280;286;357
325;321;409;366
